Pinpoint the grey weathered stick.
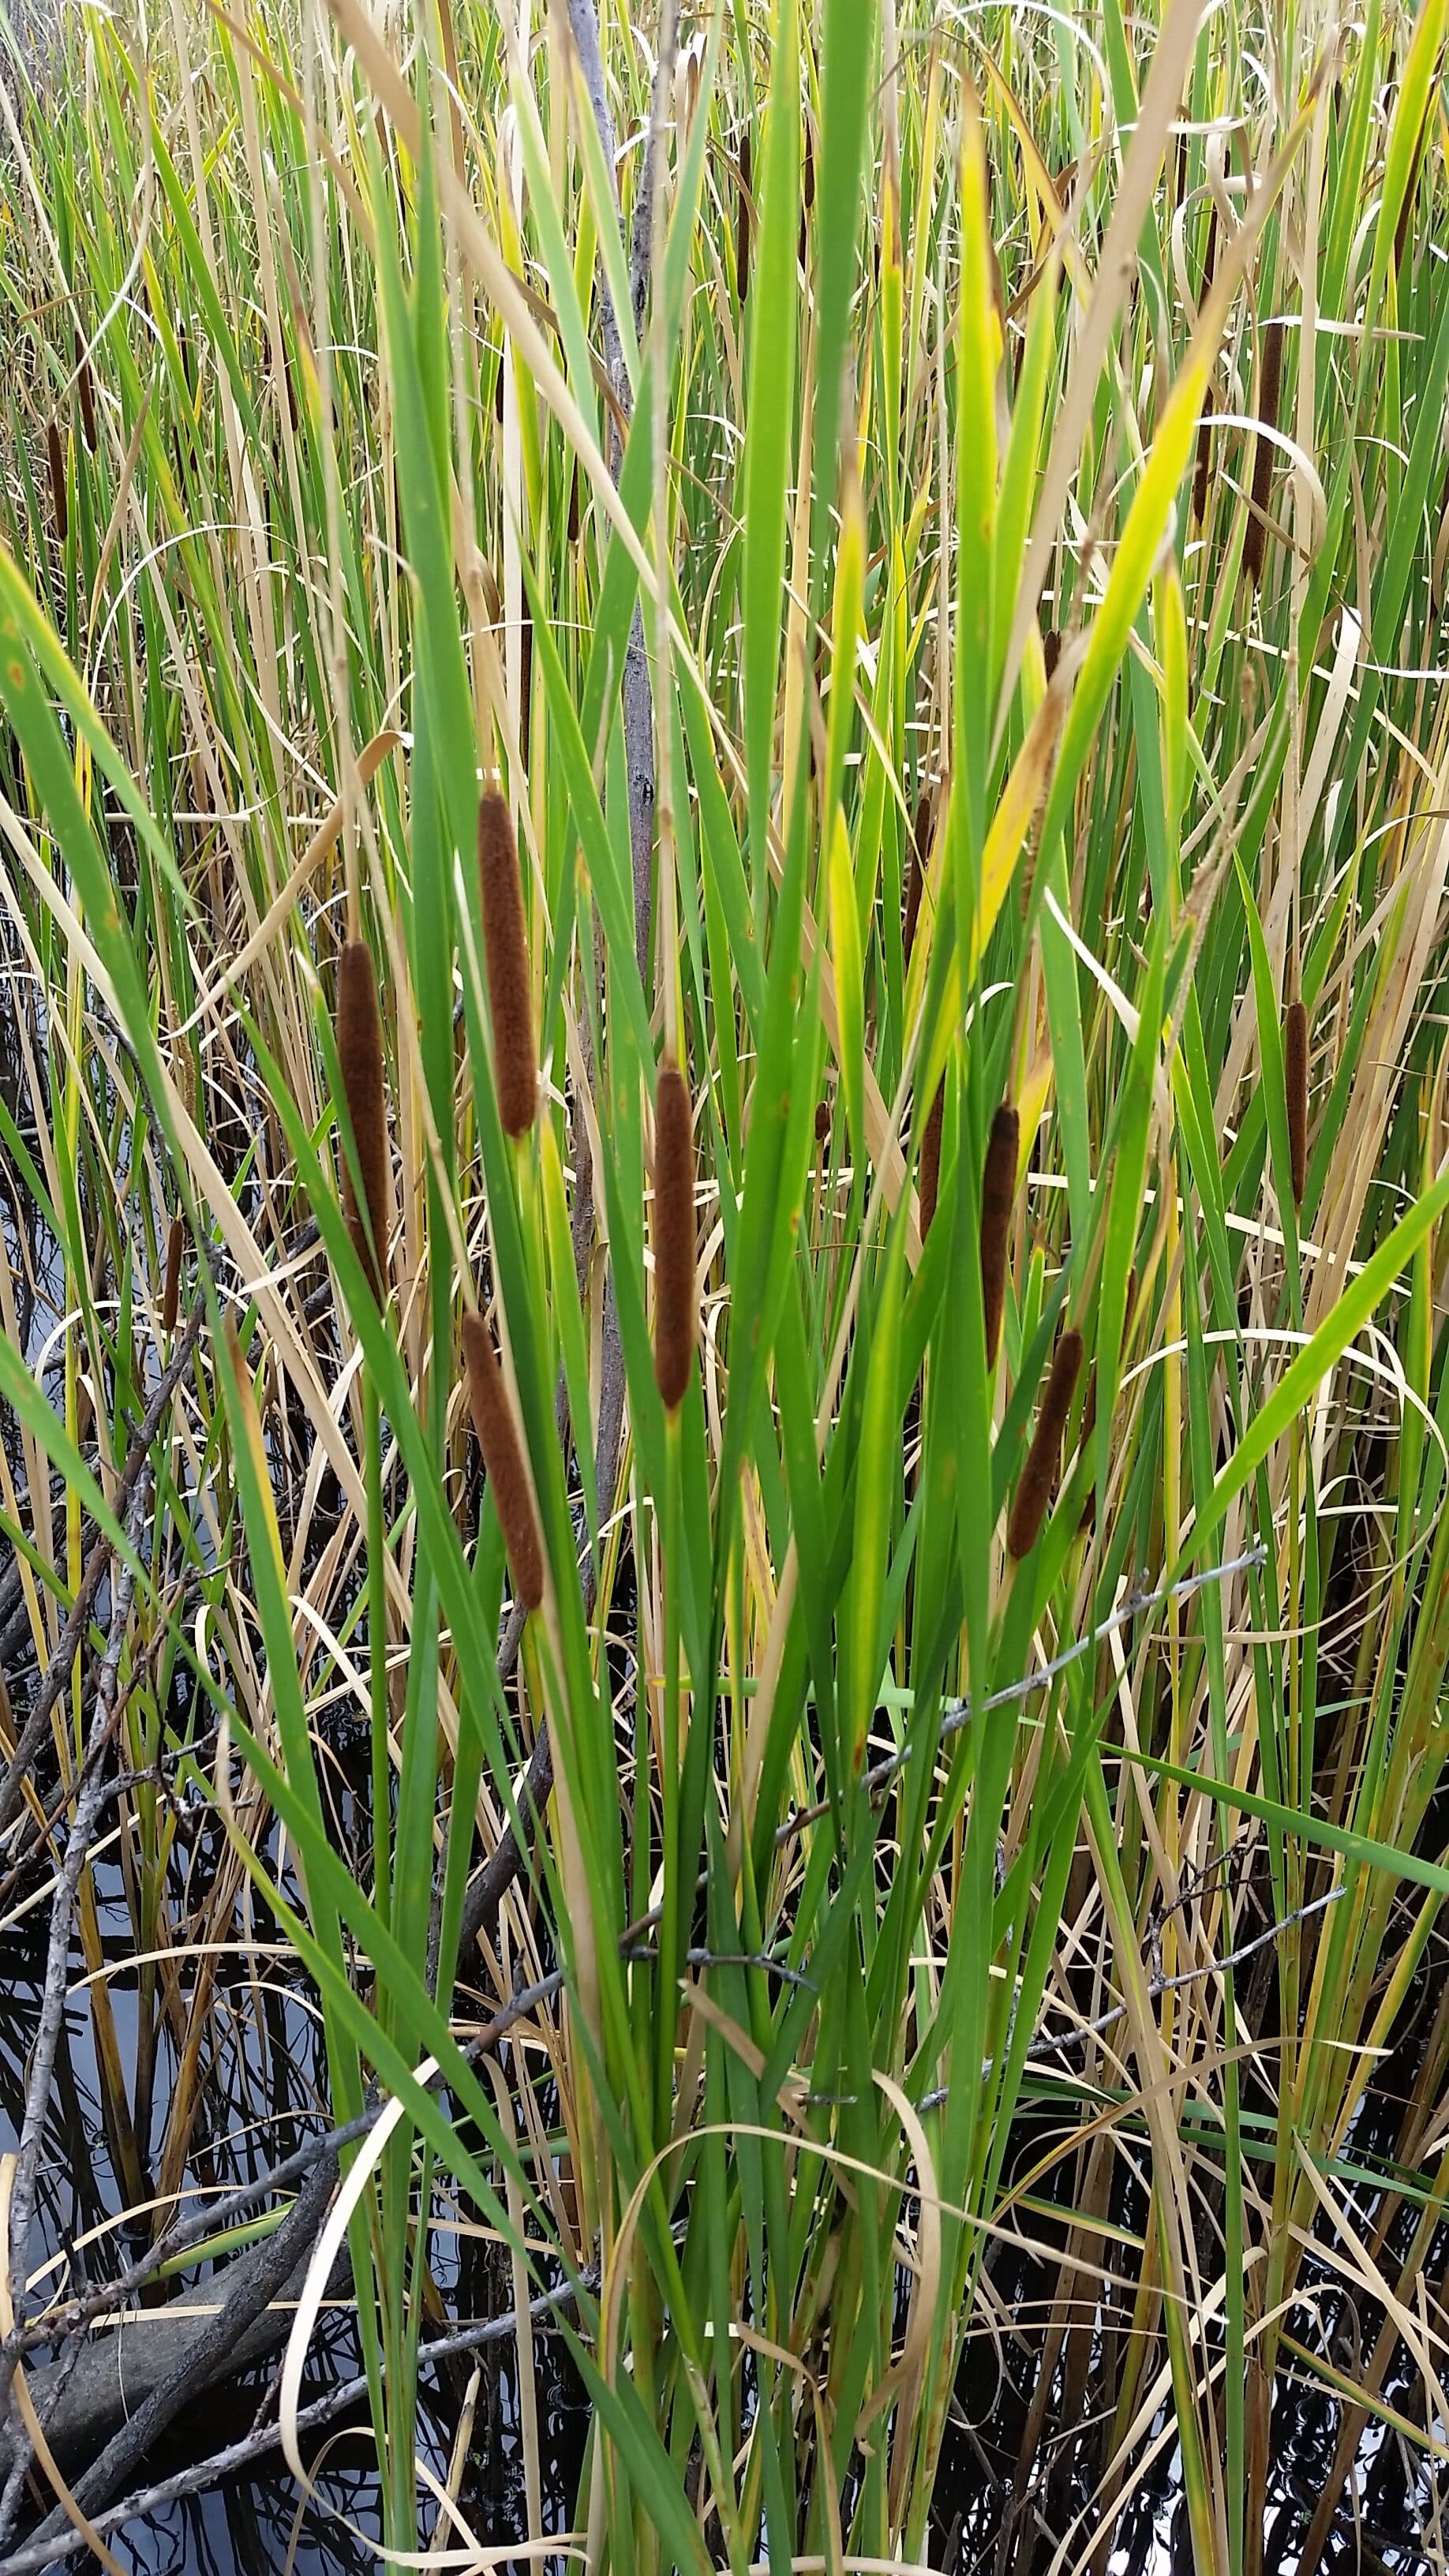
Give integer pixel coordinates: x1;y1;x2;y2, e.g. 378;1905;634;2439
3;1471;153;2435
776;1550;1271;1843
0;1973;567;2385
21;2149;341;2547
0;2267;600;2576
0;1306;203;1837
916;1885;1347;2105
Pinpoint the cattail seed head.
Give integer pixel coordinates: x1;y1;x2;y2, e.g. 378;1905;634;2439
1244;316;1284;590
1285;998;1309;1208
919;1082;944;1241
814;1099;831;1146
477;792;537;1140
75;331;96;453
1008;1327;1084;1561
462;1311;545;1612
335;938;391;1303
1043;627;1061;683
46;418;67;545
653;1062;696;1411
161;1214;184;1340
980;1103;1019;1368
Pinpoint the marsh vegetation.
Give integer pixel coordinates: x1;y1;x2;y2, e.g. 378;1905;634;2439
1;2;1448;2571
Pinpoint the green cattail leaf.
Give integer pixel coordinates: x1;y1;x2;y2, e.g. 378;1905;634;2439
828;804;865;1176
844;1207;908;1778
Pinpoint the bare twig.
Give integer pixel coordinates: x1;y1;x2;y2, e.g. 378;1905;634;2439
0;2266;599;2575
0;1308;203;1838
775;1550;1271;1845
2;1470;154;2455
22;2148;342;2552
0;1974;567;2377
916;1885;1349;2106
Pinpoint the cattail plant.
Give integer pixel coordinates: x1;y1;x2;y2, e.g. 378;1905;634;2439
477;791;537;1140
462;1311;545;1612
1286;998;1309;1208
161;1214;184;1340
335;938;391;1303
653;1061;696;1411
980;1102;1019;1368
45;417;66;543
1244;315;1284;590
919;1081;944;1241
1007;1327;1084;1559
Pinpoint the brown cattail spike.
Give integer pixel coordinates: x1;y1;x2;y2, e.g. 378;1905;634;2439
979;1103;1020;1368
335;938;391;1302
814;1099;831;1146
1043;627;1061;683
47;419;67;545
919;1082;944;1241
477;792;537;1140
75;331;96;453
1008;1328;1084;1560
1285;998;1309;1208
161;1215;185;1340
462;1312;545;1612
1244;316;1284;590
653;1062;697;1410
